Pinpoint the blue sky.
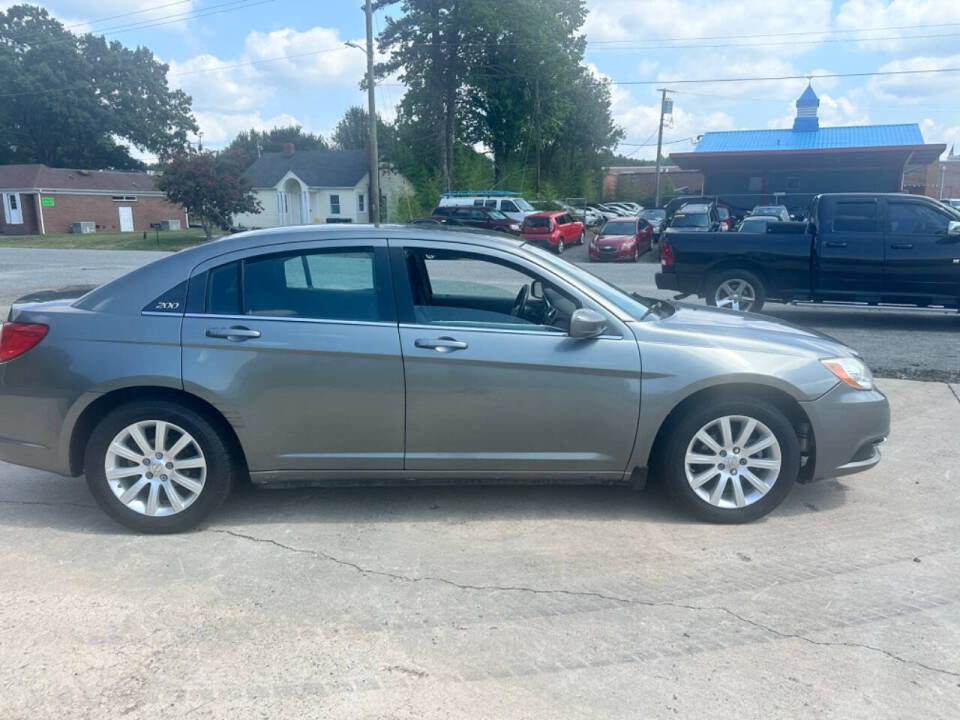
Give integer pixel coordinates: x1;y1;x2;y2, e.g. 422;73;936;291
14;0;960;161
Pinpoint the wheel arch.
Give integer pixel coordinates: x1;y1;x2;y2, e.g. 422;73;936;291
644;382;816;484
701;260;769;296
68;386;248;478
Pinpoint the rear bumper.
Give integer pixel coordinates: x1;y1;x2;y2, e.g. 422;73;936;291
0;383;73;476
800;382;890;481
523;236;559;251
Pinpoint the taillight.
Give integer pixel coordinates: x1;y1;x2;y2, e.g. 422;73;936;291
0;323;49;362
661;241;675;267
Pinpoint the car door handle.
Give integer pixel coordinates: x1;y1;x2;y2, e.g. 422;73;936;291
206;326;261;341
414;336;468;352
890;243;913;249
825;241;848;248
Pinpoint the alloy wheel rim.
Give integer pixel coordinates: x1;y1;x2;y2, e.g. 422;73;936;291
715;279;756;311
558;239;564;253
684;415;781;509
104;420;207;517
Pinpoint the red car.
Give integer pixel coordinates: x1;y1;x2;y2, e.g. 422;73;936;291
519;211;585;254
589;217;653;262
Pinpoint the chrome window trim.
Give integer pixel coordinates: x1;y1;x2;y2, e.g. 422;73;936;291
399;322;623;340
183;312;396;328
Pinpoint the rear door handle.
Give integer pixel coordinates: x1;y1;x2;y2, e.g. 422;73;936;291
825;241;848;248
206;326;261;341
890;243;914;249
414;336;468;352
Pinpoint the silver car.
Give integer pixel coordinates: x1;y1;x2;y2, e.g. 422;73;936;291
0;227;889;532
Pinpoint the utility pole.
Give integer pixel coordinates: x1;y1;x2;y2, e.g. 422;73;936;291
364;0;380;226
654;88;671;208
534;77;541;196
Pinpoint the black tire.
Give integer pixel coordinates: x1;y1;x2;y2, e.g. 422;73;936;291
705;268;766;313
578;231;585;245
84;400;237;533
659;399;800;523
632;246;640;263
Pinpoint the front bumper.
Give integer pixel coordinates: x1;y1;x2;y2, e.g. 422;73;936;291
590;244;634;261
800;382;890;481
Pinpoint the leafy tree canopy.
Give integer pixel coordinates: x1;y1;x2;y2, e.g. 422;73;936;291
225;125;328;169
0;4;196;169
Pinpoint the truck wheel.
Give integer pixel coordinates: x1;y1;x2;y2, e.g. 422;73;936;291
707;269;765;312
659;399;800;523
84;401;237;533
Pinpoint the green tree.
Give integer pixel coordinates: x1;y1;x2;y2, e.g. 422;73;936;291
0;4;195;169
224;125;328;169
158;151;261;240
331;106;370;150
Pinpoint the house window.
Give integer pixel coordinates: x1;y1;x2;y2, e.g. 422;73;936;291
329;194;341;215
112;195;137;201
357;194;365;213
785;177;800;191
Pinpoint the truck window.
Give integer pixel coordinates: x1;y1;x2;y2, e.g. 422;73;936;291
832;202;877;233
887;202;949;235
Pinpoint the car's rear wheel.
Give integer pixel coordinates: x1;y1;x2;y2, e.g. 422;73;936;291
659;399;800;523
706;269;765;312
578;231;585;245
85;401;236;533
556;238;565;255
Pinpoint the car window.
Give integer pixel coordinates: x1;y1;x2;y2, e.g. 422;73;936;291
832;201;878;233
887;202;950;235
523;216;552;230
404;248;579;333
671;213;709;229
500;200;518;213
206;248;381;322
488;209;508;220
484;199;497;209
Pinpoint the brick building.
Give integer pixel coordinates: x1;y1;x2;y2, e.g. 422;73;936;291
0;164;187;236
602;165;704;203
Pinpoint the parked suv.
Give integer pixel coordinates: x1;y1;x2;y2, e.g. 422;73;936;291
520;211;585;254
664;203;720;234
432;206;521;234
437;193;536;222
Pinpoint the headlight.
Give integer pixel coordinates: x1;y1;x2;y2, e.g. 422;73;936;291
509;223;520;232
821;356;874;391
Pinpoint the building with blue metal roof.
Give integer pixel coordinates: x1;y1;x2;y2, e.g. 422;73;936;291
670;84;945;214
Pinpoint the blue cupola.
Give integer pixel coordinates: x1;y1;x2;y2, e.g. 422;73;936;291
793;83;820;132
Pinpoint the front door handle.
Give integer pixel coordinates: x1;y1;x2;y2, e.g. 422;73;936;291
415;336;468;352
206;326;261;341
890;243;914;249
825;241;848;248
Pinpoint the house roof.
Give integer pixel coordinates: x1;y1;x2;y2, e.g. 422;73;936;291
689;124;928;154
0;163;159;192
244;149;368;189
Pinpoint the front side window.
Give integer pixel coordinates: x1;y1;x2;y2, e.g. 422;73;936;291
404;248;580;333
205;248;382;322
329;194;341;215
887;202;949;235
832;201;877;233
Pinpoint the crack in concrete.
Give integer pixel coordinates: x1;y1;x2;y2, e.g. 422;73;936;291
0;498;96;510
948;383;960;406
210;528;960;680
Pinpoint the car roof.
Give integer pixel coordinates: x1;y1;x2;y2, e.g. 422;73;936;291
526;210;563;218
679;203;711;212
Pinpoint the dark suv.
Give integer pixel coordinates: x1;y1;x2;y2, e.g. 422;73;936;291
432;206;521;234
664;202;721;234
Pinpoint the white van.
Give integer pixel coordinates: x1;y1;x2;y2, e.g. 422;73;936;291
438;193;536;222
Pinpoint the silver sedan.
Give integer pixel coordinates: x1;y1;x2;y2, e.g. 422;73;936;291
0;227;889;532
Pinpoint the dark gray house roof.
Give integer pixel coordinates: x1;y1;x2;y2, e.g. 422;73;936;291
244;149;369;189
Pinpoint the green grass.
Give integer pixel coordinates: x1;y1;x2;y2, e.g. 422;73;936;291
0;229;220;251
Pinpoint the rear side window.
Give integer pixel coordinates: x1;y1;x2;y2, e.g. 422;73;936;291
144;280;187;314
832;202;877;233
205;248;384;322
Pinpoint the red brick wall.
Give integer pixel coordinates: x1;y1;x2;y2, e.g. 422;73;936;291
38;193;188;234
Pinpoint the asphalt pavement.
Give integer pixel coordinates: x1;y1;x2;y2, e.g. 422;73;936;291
2;244;955;381
1;378;959;719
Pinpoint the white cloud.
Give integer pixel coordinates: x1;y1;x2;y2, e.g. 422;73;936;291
242;27;367;90
836;0;960;52
192;111;303;146
27;1;198;34
867;54;960;104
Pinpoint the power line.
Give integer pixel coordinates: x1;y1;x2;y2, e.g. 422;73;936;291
5;0;193;42
612;67;960;86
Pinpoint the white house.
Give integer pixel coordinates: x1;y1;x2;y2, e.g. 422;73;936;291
233;145;412;228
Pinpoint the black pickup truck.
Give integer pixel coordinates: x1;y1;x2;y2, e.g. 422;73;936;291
655;193;960;313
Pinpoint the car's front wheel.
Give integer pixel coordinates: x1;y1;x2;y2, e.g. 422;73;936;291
85;401;237;533
659;399;800;523
578;231;585;245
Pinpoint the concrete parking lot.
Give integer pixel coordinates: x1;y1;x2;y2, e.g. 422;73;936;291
2;245;957;382
1;378;959;718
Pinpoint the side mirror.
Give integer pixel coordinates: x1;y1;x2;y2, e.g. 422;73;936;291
948;220;960;236
569;308;607;339
530;279;544;299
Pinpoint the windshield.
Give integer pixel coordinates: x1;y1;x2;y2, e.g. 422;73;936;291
718;208;729;219
488;210;507;220
522;243;651;317
515;198;535;211
753;206;784;215
600;220;636;235
640;210;665;220
523;216;552;230
671;213;709;228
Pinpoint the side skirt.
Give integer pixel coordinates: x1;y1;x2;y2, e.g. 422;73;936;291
250;469;633;489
